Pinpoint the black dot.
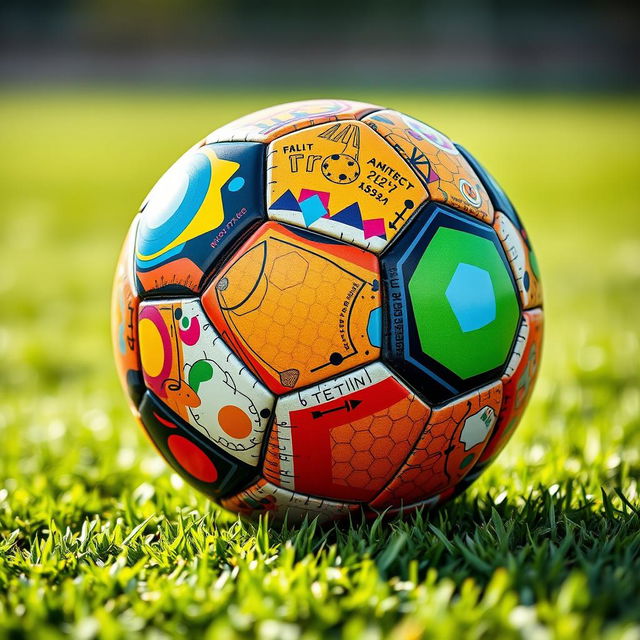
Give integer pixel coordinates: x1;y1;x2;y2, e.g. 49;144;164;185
348;161;354;166
365;350;369;355
339;173;347;181
405;199;414;208
329;352;343;365
260;408;271;419
523;271;530;291
323;163;329;169
331;154;340;160
174;308;182;320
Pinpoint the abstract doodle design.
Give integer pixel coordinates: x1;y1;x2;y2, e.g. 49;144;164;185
362;110;493;223
266;121;428;252
138;392;256;498
201;222;381;395
111;218;145;408
479;309;543;464
264;362;430;502
221;479;358;524
137;298;275;465
371;382;502;508
382;203;520;405
494;212;543;309
135;142;265;296
205;99;381;144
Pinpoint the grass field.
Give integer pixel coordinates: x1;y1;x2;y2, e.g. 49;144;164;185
0;89;639;639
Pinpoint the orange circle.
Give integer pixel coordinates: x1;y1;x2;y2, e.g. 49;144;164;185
217;405;252;439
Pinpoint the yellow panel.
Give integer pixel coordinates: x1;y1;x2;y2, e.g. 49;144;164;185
266;121;428;252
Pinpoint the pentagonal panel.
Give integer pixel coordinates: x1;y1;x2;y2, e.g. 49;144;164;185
494;212;543;309
111;217;145;408
382;203;520;405
205;99;381;144
362;110;493;223
135;142;264;296
264;362;430;502
138;392;256;498
266;121;428;252
201;222;381;395
221;479;359;524
137;298;275;466
478;308;543;464
370;381;502;509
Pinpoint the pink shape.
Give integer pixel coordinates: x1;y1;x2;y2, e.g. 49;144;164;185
427;167;439;183
179;316;200;346
299;189;330;212
362;218;386;240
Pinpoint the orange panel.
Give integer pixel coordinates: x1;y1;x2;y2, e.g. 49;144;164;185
205;98;381;144
479;309;543;464
201;222;381;395
371;381;502;508
362;110;493;223
111;218;144;408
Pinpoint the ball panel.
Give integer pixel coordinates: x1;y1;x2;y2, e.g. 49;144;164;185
111;217;145;409
221;479;360;524
493;212;543;309
362;110;493;223
266;120;428;252
381;203;520;405
136;297;275;466
201;221;381;395
135;142;265;296
264;362;431;502
478;308;543;465
370;380;502;509
205;99;382;144
455;144;522;230
138;392;258;498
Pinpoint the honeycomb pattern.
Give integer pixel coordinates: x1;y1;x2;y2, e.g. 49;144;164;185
330;394;430;495
265;363;431;502
202;221;381;395
371;381;502;508
362;110;493;223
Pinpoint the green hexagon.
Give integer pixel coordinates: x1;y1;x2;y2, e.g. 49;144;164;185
408;226;519;379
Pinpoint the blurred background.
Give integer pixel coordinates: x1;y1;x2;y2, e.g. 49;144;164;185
1;0;639;89
1;0;640;635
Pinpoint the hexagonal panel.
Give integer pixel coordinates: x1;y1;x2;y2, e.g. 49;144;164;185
138;392;257;499
205;99;381;144
479;308;543;465
222;479;359;524
201;222;381;395
135;142;265;296
263;362;431;502
111;217;145;408
494;212;543;309
266;121;428;252
137;298;275;466
371;381;502;509
382;203;521;405
362;110;493;223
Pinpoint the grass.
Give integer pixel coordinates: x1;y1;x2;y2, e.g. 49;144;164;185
0;88;639;639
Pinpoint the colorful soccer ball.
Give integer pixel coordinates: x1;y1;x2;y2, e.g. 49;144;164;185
112;99;543;522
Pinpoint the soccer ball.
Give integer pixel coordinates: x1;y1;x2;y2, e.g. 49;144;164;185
112;99;543;523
